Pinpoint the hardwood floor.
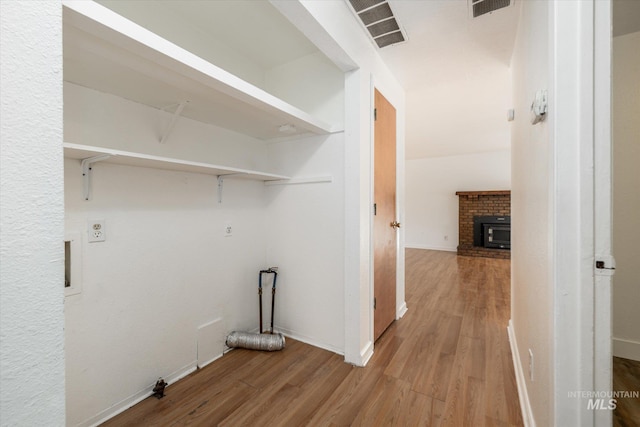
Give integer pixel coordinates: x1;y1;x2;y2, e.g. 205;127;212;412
613;356;640;427
102;249;522;426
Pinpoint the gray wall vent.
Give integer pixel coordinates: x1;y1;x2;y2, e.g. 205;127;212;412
347;0;406;48
470;0;512;18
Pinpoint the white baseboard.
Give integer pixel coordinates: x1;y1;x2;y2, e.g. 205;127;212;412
613;337;640;361
404;243;457;252
83;361;198;427
397;301;408;319
197;352;225;370
276;326;344;356
507;320;536;427
360;340;374;366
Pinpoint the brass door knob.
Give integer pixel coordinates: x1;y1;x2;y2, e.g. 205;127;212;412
390;221;401;229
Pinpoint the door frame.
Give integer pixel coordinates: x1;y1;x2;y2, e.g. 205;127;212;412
551;1;612;425
593;1;613;426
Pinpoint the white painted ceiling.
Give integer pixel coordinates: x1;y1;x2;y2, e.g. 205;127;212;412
379;0;520;89
374;0;640;159
377;0;521;159
79;0;638;159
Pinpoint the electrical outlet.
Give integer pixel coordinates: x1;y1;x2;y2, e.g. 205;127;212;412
224;222;233;237
529;349;534;381
88;220;106;243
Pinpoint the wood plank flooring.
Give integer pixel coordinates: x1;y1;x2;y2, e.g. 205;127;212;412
613;356;640;427
102;249;523;426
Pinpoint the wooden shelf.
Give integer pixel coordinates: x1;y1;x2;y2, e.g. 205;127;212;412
64;143;290;181
62;0;334;140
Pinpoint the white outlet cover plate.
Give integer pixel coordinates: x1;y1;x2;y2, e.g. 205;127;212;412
88;219;105;243
224;222;232;237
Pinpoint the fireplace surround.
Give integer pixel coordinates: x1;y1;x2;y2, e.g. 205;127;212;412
456;190;510;259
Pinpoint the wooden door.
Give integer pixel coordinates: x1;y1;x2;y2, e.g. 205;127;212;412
373;89;397;341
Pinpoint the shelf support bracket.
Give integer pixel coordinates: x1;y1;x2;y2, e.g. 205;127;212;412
216;173;245;203
81;154;112;201
160;100;189;144
217;175;225;204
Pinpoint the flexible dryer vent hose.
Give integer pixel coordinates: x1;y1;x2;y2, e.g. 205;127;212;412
226;331;285;352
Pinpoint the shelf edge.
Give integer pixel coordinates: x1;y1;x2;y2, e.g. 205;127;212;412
62;0;334;137
63;142;290;181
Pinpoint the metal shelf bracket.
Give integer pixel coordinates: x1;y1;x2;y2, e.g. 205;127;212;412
216;173;245;203
81;154;112;200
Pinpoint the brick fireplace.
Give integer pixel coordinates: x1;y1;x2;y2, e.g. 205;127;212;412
456;190;511;259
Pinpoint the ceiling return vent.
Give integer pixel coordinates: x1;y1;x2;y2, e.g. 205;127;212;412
347;0;406;48
469;0;512;18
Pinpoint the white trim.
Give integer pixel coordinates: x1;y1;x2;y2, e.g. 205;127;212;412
196;353;224;371
396;301;408;319
276;327;344;356
64;232;82;297
593;5;614;427
361;340;374;366
613;338;640;362
264;176;333;186
508;320;536;427
549;1;607;425
404;244;457;252
342;68;365;366
269;0;358;72
64;143;289;181
81;361;198;427
368;75;375;358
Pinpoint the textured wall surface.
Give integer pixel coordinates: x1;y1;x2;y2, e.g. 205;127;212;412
0;1;66;425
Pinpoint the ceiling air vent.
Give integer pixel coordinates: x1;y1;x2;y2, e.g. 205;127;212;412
347;0;406;48
470;0;511;18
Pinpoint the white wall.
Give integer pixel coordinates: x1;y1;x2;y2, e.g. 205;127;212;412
406;66;512;159
293;0;406;365
265;133;345;353
62;1;404;423
509;1;553;425
511;1;607;426
64;84;274;426
0;1;66;425
64;83;270;172
64;33;349;424
265;51;345;129
405;150;510;251
613;31;640;361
